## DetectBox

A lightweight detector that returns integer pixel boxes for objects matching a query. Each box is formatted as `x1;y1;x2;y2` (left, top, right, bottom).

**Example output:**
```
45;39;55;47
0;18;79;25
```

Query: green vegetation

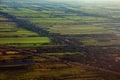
81;38;120;46
0;16;8;21
44;52;79;56
27;18;76;25
0;0;120;80
0;22;39;37
0;56;118;80
0;16;51;47
48;25;108;34
0;37;50;44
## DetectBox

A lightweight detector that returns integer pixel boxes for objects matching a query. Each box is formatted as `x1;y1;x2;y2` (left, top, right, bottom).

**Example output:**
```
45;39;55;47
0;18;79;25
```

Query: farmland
0;55;120;80
47;24;109;34
0;37;50;48
0;37;50;44
0;13;52;47
0;0;120;80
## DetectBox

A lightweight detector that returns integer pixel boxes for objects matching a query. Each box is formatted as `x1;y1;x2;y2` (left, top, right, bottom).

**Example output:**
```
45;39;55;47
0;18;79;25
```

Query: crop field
0;37;50;44
0;28;39;37
47;24;110;34
80;38;120;46
0;0;120;80
5;6;116;36
27;18;76;25
0;21;39;37
0;16;8;21
0;15;51;47
44;52;79;56
0;55;119;80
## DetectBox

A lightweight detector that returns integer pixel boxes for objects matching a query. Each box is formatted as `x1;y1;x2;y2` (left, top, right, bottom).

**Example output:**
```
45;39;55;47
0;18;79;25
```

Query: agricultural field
80;38;120;46
0;22;39;37
0;14;52;47
0;0;120;80
0;55;120;80
0;37;50;47
0;16;8;21
47;24;110;34
1;2;118;36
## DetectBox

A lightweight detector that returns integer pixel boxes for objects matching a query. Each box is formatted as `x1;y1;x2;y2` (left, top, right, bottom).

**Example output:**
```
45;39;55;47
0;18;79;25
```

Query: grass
65;15;109;21
50;26;105;31
81;38;120;46
0;2;120;80
0;13;50;48
48;24;108;34
0;22;16;27
0;28;39;37
27;18;76;25
0;22;39;37
0;37;50;44
44;52;79;56
0;17;8;21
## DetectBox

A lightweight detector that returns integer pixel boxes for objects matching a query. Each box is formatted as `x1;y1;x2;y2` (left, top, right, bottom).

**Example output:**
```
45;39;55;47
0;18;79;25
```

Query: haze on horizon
3;0;120;3
2;0;120;6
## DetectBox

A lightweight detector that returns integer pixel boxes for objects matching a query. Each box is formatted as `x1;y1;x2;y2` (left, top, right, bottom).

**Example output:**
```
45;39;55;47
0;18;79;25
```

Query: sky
46;0;119;2
1;0;120;5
